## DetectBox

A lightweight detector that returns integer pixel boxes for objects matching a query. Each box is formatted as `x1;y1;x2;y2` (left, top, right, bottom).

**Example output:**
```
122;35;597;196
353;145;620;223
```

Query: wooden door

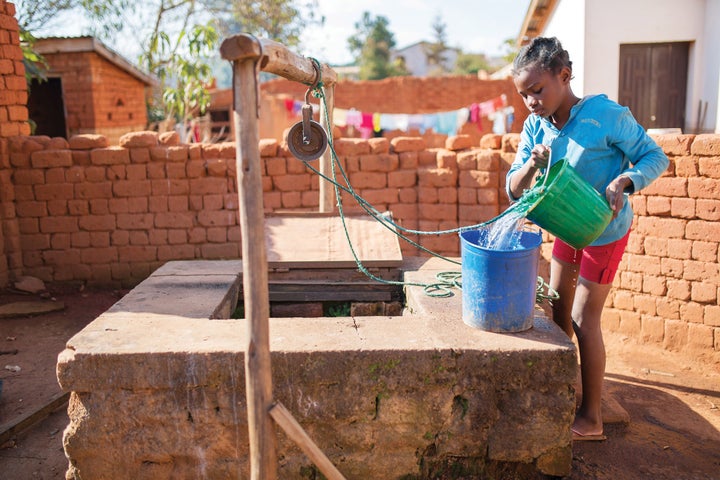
618;42;689;130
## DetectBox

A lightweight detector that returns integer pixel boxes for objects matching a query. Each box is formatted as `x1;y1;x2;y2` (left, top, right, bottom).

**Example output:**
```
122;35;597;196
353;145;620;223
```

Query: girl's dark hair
512;37;572;76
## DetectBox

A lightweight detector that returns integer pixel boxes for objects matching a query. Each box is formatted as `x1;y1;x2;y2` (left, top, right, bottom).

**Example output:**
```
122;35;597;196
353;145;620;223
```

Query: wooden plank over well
265;214;402;269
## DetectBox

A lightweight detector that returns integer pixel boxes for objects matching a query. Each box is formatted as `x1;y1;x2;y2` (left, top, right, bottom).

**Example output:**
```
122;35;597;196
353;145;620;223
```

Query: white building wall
540;0;718;132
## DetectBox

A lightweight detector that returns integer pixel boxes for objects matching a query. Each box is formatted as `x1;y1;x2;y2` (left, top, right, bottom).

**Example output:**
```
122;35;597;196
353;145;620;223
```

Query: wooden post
228;47;278;480
220;33;345;479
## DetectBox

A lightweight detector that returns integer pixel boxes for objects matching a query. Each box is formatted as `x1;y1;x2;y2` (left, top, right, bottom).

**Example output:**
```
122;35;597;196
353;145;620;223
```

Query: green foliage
424;15;449;76
348;12;408;80
19;28;47;85
454;52;491;75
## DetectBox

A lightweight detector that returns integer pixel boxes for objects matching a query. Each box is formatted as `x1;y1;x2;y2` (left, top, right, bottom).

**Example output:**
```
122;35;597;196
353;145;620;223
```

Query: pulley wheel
286;120;328;161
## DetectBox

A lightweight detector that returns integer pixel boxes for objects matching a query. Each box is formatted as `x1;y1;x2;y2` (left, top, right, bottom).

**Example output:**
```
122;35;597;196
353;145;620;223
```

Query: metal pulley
286;62;328;162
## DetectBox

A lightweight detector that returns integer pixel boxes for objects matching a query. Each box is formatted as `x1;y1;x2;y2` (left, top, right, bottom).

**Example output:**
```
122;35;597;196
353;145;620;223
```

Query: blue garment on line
507;94;669;246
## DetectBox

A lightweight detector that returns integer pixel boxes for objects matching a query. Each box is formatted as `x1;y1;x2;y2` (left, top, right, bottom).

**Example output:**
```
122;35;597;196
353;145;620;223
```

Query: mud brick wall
256;76;529;143
604;134;720;357
0;0;29;287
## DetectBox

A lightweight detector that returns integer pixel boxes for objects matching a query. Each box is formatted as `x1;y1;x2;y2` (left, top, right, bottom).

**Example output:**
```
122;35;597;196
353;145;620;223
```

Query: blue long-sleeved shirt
507;94;669;246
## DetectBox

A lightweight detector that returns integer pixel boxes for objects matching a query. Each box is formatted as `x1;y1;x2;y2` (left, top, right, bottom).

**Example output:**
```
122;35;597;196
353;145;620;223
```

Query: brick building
29;36;157;145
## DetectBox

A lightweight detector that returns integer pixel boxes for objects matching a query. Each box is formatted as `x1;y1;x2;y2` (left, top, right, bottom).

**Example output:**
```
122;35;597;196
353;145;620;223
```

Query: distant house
30;37;158;144
390;41;459;77
518;0;720;133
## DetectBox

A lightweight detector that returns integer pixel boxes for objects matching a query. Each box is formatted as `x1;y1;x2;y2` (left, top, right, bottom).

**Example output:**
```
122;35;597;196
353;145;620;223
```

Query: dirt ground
0;285;719;480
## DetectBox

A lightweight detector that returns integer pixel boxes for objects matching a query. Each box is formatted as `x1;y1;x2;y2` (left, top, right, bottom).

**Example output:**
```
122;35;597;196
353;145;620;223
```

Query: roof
34;36;158;86
517;0;559;46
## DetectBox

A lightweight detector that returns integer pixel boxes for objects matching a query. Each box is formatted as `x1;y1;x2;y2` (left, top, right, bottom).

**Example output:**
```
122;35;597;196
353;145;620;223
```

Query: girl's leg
571;277;613;436
549;256;579;338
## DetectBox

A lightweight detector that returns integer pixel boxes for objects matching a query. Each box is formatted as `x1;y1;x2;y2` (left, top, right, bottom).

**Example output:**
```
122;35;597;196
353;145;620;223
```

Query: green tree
347;12;408;80
20;0;322;140
454;52;491;76
424;14;448;76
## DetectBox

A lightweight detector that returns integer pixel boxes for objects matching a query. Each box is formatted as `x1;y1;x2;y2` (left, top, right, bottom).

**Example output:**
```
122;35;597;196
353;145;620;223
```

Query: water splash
477;193;542;251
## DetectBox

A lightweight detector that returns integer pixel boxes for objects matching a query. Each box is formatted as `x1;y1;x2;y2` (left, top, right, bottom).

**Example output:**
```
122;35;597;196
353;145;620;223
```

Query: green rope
299;82;556;302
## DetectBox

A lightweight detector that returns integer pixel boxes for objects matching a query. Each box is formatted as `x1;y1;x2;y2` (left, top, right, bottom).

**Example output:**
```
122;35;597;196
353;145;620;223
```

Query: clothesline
283;94;511;139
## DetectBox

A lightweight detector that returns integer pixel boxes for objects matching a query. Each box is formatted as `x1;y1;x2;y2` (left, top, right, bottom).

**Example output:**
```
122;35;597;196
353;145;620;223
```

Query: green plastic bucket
525;159;612;249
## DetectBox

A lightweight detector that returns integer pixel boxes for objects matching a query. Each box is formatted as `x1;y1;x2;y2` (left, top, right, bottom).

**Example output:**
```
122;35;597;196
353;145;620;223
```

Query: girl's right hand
530;144;551;169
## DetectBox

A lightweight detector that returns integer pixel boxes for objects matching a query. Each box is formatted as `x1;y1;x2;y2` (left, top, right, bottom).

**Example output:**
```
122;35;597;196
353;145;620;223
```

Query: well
57;256;577;479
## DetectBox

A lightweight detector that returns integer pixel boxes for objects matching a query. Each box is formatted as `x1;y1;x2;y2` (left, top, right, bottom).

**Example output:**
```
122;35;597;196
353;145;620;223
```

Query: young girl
506;37;669;440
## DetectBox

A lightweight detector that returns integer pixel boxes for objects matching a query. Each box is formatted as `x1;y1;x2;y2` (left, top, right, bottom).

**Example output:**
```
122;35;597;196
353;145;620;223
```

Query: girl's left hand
605;175;633;218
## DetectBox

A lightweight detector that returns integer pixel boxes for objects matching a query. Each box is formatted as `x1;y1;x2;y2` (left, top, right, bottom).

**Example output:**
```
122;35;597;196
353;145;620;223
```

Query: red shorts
552;230;631;284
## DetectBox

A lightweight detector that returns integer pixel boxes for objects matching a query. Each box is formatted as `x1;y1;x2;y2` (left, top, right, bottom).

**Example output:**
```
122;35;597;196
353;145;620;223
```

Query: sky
36;0;531;67
300;0;532;65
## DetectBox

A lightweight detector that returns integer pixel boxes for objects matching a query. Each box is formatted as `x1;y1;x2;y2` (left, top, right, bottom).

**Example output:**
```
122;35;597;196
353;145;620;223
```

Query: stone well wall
57;258;577;479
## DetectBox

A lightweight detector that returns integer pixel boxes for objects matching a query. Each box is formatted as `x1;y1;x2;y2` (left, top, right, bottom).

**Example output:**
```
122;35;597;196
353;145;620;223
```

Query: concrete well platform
57;258;577;479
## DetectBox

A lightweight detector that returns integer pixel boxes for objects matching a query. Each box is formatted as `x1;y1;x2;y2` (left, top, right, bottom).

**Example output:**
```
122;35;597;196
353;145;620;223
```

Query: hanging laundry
334;108;348;127
373;112;382;133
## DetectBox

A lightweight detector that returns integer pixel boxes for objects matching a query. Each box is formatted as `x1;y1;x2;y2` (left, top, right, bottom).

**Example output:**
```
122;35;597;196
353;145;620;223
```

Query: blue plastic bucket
459;229;542;332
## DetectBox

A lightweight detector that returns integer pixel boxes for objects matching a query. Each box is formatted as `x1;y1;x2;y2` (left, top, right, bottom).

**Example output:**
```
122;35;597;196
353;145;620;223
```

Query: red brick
34;183;73;201
189;177;230;195
446;134;473;151
667;279;691;301
118;245;158;262
642;275;666;296
346;172;385;190
456;151;476;170
656;297;679;320
679;301;704;324
635;216;686;238
687;323;715;349
642;177;687;196
149;145;188;162
666;239;692;259
129;231;149;245
39;216;78;233
691;282;716;303
458;204;499;223
685;220;720;241
690;134;720;155
265;157;287;176
663;320;688;351
368;137;390;154
201;142;237;159
129;148;151;164
197;210;236;227
68;200;89;216
151;179;189;196
68;134;108;150
619;271;643;292
199;243;239;259
633;294;656;315
155;212;194;228
698;157;720;178
695;199;720;221
652;134;692;156
480;134;503;149
12;168;44;184
391;136;426;153
705;305;720;327
126;164;147;180
691;241;717;262
683;259;719;283
31;150;72;168
116;213;154;230
646;196;671;216
90;147;130;165
416;151;435;167
618;310;641;336
640;316;665;343
119;131;158;148
113;180;151;197
669;197;695;218
82;247;119;264
360;154;400;173
78;215;116;231
158;245;195;261
331;138;370;156
688;177;720;199
388;170;416;188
